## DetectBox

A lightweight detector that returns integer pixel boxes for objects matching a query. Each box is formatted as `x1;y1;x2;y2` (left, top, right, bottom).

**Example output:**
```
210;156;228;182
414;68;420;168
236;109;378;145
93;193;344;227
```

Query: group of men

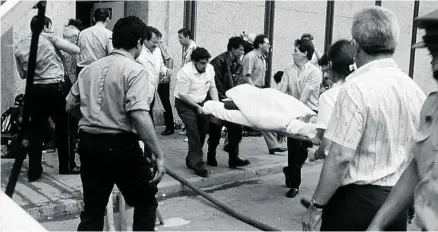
12;3;438;231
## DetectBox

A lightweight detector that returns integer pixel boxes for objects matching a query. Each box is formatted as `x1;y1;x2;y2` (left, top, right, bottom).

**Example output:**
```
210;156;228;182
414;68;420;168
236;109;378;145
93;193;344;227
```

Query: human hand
302;206;322;231
160;76;170;84
149;156;165;185
196;106;204;115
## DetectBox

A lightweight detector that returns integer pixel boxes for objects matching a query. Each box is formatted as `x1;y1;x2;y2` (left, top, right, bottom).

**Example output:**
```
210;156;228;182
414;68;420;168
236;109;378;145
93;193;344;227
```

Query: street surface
41;165;322;231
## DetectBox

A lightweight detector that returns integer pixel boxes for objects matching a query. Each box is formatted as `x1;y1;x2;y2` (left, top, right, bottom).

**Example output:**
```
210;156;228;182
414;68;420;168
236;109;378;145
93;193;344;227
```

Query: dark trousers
321;184;407;231
208;121;242;158
158;83;174;131
175;98;209;167
27;83;69;177
77;132;158;231
68;115;79;169
285;137;312;189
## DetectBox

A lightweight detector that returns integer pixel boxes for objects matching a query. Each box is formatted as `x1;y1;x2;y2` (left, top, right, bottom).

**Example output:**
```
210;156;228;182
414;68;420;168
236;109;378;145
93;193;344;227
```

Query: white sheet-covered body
203;84;318;140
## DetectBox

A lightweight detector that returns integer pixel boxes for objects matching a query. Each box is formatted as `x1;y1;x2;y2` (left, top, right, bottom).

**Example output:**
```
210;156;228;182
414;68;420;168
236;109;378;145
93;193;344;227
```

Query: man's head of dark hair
94;8;111;22
112;16;147;50
273;71;284;84
67;19;84;31
178;28;192;39
191;47;211;62
146;26;162;40
301;33;314;41
30;15;52;33
328;39;356;77
318;54;329;67
294;39;315;60
227;36;245;51
253;34;268;49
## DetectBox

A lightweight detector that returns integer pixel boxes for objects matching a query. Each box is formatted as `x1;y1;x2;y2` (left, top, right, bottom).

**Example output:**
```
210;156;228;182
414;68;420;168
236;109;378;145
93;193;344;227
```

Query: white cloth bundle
203;84;318;140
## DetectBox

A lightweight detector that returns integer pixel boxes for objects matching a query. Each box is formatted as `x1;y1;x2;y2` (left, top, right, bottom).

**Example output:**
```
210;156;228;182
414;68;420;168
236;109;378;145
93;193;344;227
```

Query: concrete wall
1;1;75;113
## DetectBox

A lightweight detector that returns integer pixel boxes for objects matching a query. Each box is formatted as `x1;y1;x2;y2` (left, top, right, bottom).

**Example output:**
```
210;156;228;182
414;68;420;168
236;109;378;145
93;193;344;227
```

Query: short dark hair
301;33;314;41
112;16;147;50
67;19;84;31
30;15;52;33
318;54;329;67
146;26;162;40
327;39;356;77
294;39;315;60
191;47;211;62
227;36;245;51
423;30;438;53
178;28;192;39
253;34;268;49
94;8;111;22
273;71;284;84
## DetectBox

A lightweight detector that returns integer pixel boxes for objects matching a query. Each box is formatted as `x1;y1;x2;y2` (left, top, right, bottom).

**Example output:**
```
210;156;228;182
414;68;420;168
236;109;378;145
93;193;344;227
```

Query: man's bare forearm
312;144;353;205
130;110;164;160
178;94;201;109
367;161;419;230
209;88;219;101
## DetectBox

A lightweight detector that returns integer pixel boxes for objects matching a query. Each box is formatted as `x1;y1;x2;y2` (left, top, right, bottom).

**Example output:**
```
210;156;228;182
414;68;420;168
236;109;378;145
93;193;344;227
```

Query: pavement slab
2;127;323;221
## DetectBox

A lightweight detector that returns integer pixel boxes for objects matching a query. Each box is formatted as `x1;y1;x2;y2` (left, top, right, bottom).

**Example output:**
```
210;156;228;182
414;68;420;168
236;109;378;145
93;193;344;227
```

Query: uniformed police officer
66;16;165;231
367;9;438;231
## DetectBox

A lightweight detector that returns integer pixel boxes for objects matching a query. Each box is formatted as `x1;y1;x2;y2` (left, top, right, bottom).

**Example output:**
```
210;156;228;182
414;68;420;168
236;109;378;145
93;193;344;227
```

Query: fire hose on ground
165;166;282;231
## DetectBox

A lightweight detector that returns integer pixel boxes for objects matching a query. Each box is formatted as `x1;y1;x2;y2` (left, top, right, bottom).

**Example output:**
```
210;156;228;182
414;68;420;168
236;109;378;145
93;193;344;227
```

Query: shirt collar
346;58;398;81
190;62;202;74
111;49;136;61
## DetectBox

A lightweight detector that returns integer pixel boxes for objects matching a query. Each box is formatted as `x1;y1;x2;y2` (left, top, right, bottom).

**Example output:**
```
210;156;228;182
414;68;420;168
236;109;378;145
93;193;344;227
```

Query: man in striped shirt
302;6;426;231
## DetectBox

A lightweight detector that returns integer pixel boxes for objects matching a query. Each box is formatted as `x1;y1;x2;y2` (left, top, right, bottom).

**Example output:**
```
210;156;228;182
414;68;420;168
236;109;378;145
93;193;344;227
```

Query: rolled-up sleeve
176;70;191;96
124;69;150;112
324;87;365;151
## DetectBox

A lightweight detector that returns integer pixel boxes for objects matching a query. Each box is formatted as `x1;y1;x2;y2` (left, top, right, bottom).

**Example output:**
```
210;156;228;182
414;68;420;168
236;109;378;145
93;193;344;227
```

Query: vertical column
183;0;197;39
264;0;275;87
324;0;335;53
409;0;420;78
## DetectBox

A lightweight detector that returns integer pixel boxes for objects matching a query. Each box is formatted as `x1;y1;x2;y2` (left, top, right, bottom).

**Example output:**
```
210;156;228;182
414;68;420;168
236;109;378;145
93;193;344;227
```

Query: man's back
326;58;426;186
77;25;113;67
76;50;149;134
15;34;64;83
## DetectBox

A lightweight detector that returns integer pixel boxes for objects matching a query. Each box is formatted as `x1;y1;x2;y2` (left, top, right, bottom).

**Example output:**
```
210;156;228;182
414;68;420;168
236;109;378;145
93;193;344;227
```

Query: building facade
1;0;437;115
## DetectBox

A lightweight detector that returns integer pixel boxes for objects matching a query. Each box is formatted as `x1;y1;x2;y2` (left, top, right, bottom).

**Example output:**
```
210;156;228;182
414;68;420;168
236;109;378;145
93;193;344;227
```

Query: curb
28;160;323;221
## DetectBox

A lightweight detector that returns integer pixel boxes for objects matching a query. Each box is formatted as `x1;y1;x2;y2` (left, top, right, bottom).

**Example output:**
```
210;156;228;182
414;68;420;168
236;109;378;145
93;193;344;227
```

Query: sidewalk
1;127;319;221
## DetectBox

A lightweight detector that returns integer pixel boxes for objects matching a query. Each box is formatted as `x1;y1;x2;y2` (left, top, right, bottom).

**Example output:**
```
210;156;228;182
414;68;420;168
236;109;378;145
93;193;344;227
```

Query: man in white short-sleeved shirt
174;47;219;178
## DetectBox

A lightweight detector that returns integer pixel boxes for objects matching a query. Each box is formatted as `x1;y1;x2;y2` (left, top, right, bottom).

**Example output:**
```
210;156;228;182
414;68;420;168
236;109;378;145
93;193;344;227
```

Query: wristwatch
310;198;325;209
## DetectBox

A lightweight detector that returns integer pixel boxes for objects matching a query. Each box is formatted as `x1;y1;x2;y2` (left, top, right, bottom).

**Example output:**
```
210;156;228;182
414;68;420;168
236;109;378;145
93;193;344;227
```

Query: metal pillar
324;0;335;53
409;0;420;78
264;0;275;87
183;0;197;40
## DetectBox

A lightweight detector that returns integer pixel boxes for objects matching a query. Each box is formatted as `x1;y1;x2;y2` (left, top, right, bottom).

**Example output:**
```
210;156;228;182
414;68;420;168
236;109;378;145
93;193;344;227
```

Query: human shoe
269;147;287;154
286;188;299;198
229;157;250;168
161;129;174;136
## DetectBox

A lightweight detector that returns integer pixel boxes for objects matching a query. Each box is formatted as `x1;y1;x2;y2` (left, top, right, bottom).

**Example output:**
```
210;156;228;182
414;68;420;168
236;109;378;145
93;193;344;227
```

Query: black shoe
207;152;218;167
229;157;250;168
300;198;311;208
269;147;287;154
28;172;42;182
161;129;174;136
186;161;209;178
286;188;299;198
283;166;292;188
